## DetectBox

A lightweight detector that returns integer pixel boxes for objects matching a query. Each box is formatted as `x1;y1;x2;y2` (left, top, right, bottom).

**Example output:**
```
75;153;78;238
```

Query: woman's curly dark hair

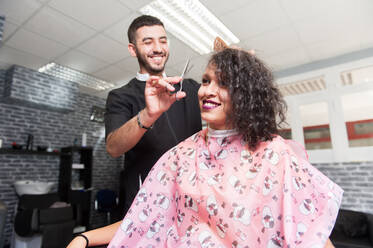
208;48;287;149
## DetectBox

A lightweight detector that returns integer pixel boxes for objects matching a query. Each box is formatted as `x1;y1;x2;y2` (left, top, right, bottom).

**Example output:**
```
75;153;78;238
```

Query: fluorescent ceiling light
140;0;239;55
0;15;5;43
38;63;114;91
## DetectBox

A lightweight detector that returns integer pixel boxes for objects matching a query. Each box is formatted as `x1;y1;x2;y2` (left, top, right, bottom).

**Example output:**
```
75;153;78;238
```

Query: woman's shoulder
259;135;308;158
184;129;207;142
161;129;207;156
252;135;309;168
172;129;206;152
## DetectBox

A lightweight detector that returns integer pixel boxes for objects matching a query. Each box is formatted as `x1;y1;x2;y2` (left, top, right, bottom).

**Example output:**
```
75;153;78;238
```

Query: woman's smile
202;99;221;110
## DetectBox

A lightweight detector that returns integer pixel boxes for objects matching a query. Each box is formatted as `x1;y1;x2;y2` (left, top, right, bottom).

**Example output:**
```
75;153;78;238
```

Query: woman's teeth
205;102;217;107
203;101;220;109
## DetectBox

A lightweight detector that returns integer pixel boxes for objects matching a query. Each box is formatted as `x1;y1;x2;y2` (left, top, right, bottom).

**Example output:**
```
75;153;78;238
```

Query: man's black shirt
105;77;201;214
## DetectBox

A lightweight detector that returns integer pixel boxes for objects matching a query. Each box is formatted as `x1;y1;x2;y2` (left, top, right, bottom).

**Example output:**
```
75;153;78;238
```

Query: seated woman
107;45;343;247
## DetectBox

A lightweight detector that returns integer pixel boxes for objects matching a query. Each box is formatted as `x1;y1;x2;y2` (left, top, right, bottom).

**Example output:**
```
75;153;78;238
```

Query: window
299;102;332;150
341;90;373;147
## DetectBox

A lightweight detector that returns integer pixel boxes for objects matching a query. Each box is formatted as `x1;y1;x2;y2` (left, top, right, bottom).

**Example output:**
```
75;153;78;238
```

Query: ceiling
1;0;373;98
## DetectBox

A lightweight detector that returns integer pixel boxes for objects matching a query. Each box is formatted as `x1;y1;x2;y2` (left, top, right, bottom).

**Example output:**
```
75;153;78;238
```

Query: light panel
277;76;326;96
38;63;114;91
0;15;5;43
140;0;239;55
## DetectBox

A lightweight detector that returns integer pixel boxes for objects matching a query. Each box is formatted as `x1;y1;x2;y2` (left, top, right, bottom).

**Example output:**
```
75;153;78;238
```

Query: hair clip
213;37;255;55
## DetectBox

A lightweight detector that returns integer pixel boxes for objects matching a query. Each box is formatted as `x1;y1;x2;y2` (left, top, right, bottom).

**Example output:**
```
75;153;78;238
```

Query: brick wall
0;68;124;245
0;69;5;94
4;65;78;112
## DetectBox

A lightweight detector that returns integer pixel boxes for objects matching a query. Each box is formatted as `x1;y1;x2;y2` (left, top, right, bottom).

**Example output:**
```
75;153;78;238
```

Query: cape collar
207;126;239;138
136;72;167;81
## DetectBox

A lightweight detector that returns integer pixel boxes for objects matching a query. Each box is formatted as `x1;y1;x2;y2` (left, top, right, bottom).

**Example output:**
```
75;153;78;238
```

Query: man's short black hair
127;15;164;44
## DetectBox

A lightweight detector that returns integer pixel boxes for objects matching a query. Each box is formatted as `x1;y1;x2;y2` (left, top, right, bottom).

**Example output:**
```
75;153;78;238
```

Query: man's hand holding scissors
141;60;192;126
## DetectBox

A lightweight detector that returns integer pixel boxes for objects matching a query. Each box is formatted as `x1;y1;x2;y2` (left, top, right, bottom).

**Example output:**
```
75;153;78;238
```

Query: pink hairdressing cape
108;129;343;248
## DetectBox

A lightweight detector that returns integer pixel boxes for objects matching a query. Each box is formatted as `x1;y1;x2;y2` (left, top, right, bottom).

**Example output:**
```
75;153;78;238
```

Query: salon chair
0;200;7;248
330;209;373;248
95;189;118;225
14;193;75;248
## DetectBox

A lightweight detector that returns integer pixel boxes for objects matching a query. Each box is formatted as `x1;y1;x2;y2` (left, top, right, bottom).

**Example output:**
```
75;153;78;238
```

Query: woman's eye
202;78;210;85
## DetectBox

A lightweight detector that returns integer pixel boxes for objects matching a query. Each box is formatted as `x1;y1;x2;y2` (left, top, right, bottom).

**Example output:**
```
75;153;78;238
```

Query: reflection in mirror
90;106;105;123
299;102;332;150
341;90;373;147
278;129;292;140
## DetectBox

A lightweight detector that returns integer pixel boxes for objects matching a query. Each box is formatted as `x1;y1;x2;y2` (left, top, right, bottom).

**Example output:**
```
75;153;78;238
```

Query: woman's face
198;63;232;130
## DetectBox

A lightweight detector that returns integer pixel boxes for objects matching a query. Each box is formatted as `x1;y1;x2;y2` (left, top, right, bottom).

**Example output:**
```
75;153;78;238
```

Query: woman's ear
213;37;228;52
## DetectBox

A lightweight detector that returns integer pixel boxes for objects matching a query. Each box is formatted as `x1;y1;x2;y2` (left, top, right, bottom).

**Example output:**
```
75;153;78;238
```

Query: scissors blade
178;59;190;92
180;59;190;79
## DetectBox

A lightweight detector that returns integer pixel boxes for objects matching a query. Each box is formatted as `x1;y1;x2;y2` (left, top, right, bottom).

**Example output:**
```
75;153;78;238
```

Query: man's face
132;25;169;75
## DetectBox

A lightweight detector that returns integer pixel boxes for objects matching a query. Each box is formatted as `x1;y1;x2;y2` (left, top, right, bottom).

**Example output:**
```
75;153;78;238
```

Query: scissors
172;59;193;93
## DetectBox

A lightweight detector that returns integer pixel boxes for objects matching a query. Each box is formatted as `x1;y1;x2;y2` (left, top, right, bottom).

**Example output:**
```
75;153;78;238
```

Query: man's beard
136;48;168;75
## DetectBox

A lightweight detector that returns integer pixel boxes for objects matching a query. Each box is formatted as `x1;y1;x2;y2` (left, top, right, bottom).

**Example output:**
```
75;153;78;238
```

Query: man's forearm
106;109;159;157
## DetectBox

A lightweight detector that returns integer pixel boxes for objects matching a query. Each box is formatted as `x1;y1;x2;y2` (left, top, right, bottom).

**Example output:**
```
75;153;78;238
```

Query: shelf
0;148;60;156
60;146;93;155
59;146;93;228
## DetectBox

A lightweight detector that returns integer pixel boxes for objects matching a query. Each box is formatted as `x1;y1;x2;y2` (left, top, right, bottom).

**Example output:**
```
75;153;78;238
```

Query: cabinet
58;146;92;230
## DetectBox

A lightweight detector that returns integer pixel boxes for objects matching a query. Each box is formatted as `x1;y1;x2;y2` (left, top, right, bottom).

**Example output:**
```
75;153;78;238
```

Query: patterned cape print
108;128;343;248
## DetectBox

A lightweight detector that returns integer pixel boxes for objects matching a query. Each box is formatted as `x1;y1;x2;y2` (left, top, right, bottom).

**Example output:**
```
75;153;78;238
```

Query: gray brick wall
3;65;79;112
0;16;4;42
0;69;5;94
0;68;124;246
